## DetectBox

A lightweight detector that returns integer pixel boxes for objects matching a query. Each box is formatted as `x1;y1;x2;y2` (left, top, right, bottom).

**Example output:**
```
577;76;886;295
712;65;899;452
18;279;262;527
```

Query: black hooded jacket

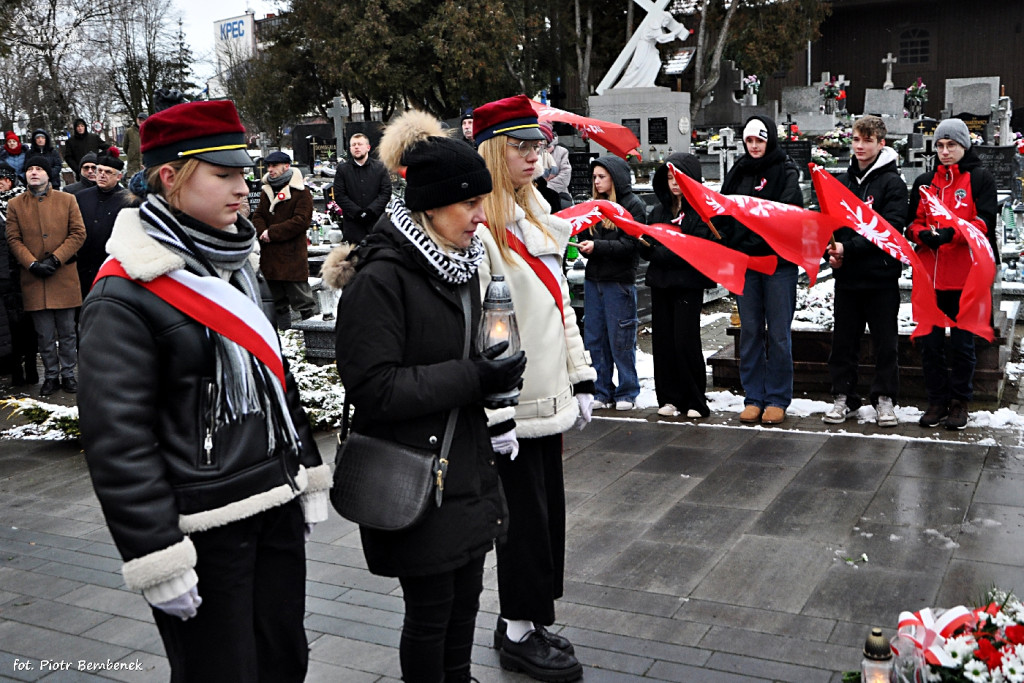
584;155;646;283
719;115;803;258
832;146;908;289
641;153;715;290
27;129;64;189
64;118;106;179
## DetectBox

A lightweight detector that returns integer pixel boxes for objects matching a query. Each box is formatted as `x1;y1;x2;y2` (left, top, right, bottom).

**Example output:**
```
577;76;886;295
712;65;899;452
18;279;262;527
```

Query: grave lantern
860;627;893;682
476;275;521;408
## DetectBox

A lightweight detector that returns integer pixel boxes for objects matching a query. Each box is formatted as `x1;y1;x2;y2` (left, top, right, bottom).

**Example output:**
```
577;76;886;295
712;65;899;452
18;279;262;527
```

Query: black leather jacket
78;209;327;590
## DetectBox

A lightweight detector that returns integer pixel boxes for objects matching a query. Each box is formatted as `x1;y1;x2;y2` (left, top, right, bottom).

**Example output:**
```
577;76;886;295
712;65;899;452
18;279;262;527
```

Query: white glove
574;393;594;430
151;585;202;621
490;428;520;461
305;523;315;543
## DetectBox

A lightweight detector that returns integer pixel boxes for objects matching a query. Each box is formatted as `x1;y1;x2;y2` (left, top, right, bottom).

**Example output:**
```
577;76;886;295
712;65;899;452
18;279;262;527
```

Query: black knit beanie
403;137;492;211
0;162;15;180
25;154;51;175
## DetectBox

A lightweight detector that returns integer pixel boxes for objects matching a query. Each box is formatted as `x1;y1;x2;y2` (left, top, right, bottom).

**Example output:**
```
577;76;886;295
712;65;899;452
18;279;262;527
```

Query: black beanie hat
79;151;97;169
97;153;125;171
403;137;492;211
25;154;51;175
0;162;15;180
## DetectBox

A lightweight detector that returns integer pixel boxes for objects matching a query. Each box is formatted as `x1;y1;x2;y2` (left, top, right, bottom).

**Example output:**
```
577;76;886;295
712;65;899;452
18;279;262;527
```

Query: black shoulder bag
330;285;471;531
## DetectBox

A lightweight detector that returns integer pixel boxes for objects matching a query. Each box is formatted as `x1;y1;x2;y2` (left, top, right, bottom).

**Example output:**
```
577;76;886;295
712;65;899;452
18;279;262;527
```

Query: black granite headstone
972;145;1018;192
622;119;641;143
779;140;813;179
648;117;668;145
568;152;599;199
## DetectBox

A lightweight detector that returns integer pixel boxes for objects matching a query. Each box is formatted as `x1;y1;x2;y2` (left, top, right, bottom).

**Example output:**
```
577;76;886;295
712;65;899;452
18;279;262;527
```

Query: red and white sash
505;229;564;320
95;258;286;389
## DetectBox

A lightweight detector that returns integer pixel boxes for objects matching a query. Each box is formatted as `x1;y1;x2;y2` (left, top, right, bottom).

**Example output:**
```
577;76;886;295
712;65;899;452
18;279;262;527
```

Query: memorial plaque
647;117;668;145
568;151;599;199
972;145;1018;191
779;140;813;179
622;118;641;142
955;114;990;138
247;179;263;214
914;119;938;136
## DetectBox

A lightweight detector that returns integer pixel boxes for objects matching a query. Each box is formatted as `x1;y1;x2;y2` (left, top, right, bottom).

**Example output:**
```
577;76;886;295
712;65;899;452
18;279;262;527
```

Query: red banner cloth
555;200;775;295
529;100;641;160
917;186;996;341
669;164;839;284
809;164;953;339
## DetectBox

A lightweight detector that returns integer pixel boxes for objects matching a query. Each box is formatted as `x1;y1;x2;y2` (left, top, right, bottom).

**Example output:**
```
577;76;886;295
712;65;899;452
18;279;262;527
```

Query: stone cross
326;96;349;148
707;126;739;179
595;0;676;94
882;53;897;90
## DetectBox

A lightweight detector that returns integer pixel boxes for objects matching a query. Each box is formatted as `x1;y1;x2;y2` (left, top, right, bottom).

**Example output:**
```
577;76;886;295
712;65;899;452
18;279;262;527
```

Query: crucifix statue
881;53;897;90
596;0;689;94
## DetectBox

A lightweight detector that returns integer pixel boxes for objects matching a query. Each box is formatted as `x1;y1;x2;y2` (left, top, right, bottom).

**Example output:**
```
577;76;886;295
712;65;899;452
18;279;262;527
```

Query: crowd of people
0;93;1000;682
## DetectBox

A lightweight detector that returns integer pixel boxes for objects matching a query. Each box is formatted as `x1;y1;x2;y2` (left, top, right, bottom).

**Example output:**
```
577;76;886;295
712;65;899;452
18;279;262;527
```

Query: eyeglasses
506;140;544;158
80;164;97;172
95;168;119;176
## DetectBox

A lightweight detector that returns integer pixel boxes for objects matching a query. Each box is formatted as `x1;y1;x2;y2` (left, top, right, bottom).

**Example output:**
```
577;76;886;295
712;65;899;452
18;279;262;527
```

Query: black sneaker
919;403;949;428
494;616;575;655
944;400;969;430
499;631;582;682
61;375;77;393
39;377;60;397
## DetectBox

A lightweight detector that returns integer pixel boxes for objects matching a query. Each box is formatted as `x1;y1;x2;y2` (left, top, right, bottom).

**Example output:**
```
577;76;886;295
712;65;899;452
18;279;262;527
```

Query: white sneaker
822;394;851;424
592;400;608;410
657;403;679;416
615;400;634;411
686;409;702;418
875;396;898;427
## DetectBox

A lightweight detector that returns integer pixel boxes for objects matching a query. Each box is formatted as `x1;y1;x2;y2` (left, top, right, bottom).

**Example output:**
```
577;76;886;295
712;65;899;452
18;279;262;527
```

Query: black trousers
398;554;486;683
153;500;308;683
919;289;977;404
827;286;900;407
495;434;565;626
651;286;709;415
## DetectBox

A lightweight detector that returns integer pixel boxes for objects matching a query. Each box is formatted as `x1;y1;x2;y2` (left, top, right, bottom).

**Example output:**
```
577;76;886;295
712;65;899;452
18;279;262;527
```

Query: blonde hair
592;162;618;230
144;158;201;210
410;210;459;253
478;136;552;265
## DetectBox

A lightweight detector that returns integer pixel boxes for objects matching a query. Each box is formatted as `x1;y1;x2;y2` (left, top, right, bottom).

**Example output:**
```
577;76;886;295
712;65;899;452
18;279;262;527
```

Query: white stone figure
614;10;688;89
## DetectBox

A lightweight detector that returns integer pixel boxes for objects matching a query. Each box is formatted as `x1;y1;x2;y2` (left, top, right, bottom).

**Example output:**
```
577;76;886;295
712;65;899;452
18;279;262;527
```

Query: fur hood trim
513;186;572;257
122;537;197;592
261;170;307;213
178;465;308;534
378;109;447;173
321;243;357;290
106;209;185;281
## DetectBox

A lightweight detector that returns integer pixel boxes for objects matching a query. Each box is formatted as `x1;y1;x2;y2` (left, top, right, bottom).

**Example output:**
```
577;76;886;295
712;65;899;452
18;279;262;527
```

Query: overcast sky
172;0;283;84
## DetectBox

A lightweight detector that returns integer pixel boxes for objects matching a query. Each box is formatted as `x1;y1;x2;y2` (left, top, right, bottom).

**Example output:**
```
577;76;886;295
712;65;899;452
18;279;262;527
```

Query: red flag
529;101;641;160
669;164;839;284
918;187;995;341
810;164;952;339
555;200;774;294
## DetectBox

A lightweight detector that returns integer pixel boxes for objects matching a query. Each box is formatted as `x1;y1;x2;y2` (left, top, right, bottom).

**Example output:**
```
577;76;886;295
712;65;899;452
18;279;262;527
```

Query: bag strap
434;285;472;506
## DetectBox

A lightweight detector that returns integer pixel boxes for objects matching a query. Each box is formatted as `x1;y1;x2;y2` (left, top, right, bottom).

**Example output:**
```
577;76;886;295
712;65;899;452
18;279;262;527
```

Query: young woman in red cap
474;94;592;682
326;109;519;683
77;100;330;682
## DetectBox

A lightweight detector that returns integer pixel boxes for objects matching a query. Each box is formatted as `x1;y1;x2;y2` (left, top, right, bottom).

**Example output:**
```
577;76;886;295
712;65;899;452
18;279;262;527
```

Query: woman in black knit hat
325;109;521;683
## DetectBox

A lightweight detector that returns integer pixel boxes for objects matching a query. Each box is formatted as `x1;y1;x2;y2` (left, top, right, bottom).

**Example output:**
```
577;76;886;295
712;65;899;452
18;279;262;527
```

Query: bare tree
574;0;593;112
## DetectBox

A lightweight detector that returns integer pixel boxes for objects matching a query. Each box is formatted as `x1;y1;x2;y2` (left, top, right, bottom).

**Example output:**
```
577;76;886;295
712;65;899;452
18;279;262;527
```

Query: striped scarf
139;194;300;458
387;196;483;285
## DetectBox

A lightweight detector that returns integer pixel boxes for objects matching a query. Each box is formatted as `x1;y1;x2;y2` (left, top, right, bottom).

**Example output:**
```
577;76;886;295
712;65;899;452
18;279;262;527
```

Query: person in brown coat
253;151;317;325
6;155;86;396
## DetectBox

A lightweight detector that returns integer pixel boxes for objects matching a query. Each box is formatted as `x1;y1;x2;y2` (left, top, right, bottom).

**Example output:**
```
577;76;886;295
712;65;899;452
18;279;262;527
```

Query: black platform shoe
499;631;582;682
494;616;575;655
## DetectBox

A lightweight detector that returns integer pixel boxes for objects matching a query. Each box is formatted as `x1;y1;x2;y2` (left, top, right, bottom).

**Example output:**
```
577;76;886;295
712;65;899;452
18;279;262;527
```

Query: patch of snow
924;528;959;549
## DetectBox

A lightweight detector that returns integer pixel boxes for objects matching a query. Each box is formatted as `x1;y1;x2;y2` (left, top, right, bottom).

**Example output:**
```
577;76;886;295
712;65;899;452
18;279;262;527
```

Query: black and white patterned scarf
387;196;484;285
139;194;300;458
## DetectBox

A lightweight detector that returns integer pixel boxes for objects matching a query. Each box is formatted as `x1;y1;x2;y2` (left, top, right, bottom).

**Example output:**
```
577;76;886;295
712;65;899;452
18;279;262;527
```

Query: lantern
861;627;894;683
476;275;521;408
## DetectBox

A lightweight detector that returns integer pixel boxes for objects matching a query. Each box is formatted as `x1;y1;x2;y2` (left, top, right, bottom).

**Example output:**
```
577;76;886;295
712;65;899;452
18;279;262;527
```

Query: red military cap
140;100;252;168
473;95;545;145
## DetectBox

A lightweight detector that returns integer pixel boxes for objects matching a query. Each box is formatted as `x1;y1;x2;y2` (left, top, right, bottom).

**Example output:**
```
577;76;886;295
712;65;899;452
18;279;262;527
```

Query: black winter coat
719;115;803;258
334;220;505;578
330;158;392;244
832;147;908;290
78;214;322;573
585;155;644;283
65;121;106;179
75;186;137;297
642;153;715;290
27;129;64;189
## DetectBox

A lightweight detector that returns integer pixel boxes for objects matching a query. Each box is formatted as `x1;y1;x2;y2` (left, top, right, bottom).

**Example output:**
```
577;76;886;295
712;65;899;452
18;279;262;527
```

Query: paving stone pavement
1;413;1024;682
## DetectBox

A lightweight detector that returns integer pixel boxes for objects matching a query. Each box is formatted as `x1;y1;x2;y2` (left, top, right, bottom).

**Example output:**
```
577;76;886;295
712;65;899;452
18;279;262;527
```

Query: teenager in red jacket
906;118;997;430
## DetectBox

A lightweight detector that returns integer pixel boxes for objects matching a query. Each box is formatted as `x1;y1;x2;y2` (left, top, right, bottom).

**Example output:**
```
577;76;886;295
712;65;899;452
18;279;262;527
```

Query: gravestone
863;88;913;134
949;82;994;139
693;60;743;127
881;53;897;90
568;152;599;199
781;86;834;134
779;140;814;179
588;89;691;157
973;145;1018;192
944;77;1000;112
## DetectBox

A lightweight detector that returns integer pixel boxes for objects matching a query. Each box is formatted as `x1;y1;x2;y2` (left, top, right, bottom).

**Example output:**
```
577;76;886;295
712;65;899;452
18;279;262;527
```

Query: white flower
1003;651;1024;683
965;659;993;682
946;634;979;661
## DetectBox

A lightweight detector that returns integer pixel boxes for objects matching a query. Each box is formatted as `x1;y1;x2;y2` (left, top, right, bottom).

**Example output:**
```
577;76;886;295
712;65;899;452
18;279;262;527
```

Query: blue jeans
735;263;797;409
584;280;640;403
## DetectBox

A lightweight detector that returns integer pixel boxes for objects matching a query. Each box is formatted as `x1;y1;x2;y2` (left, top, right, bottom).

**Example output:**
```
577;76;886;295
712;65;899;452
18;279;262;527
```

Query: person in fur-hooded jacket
472;94;594;681
326;109;516;683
